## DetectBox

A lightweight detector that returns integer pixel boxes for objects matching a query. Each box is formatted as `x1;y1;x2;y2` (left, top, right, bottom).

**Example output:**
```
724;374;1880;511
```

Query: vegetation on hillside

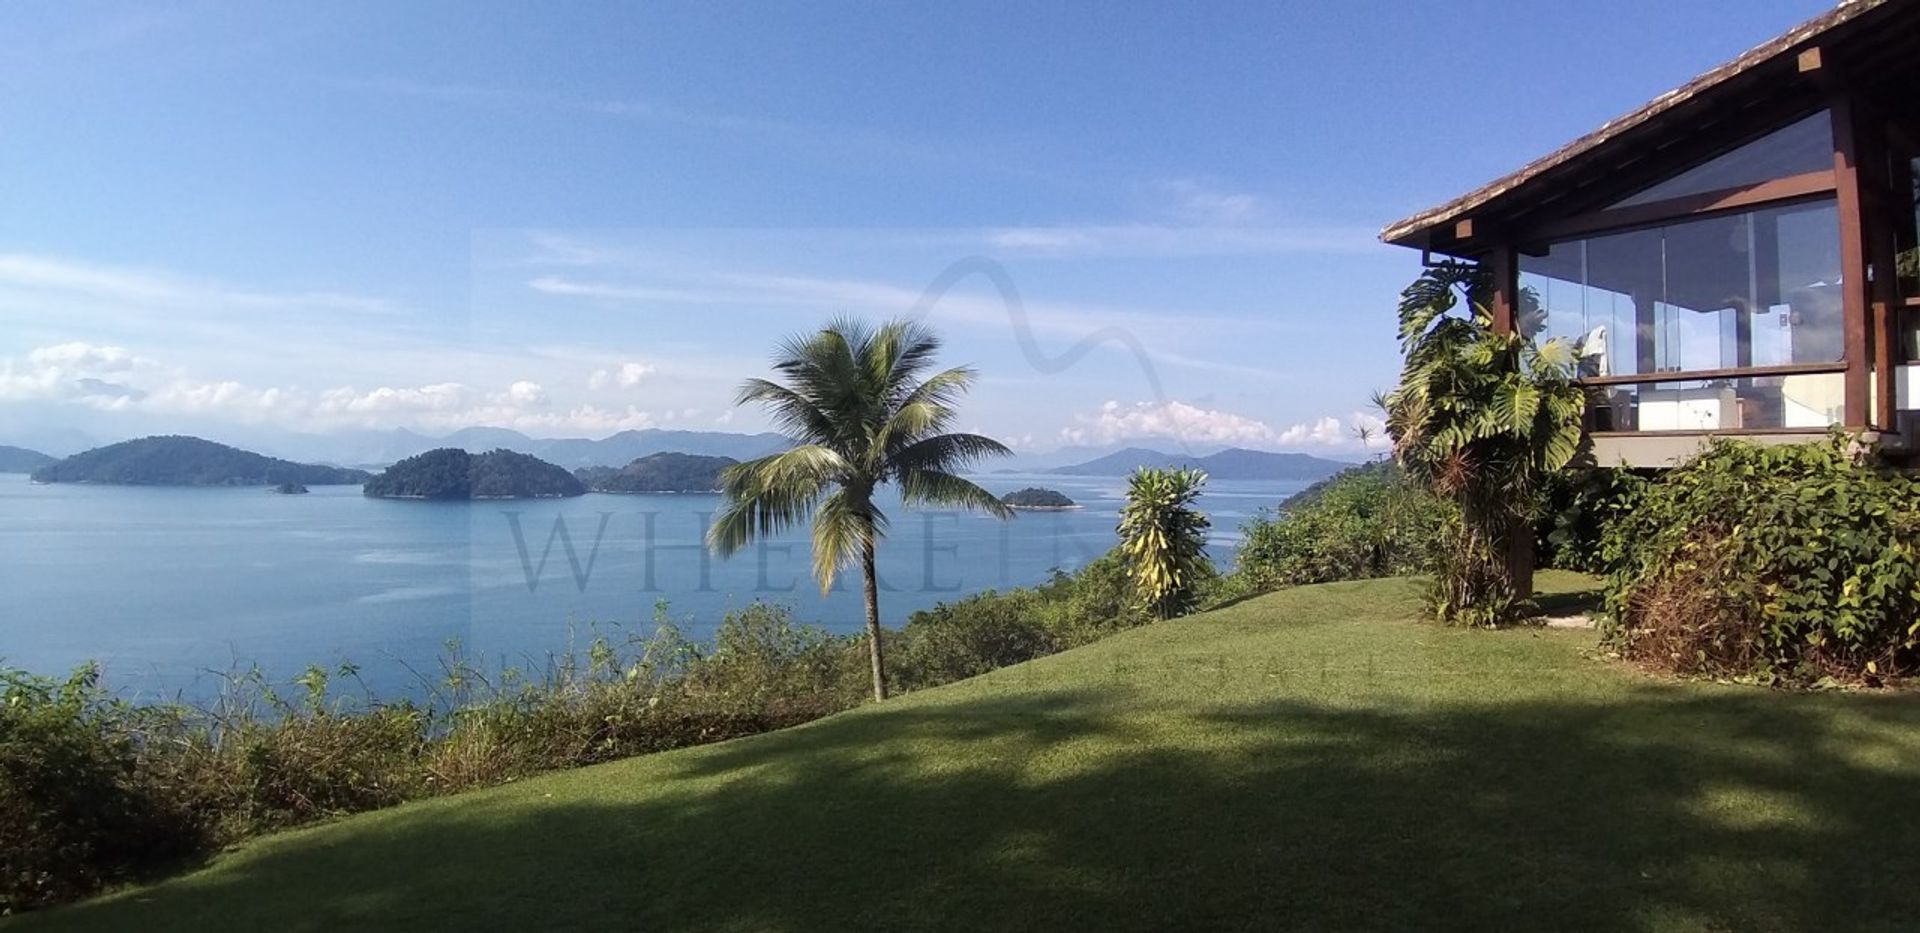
362;448;585;500
1232;462;1454;590
0;542;1162;914
1600;434;1920;683
573;452;738;493
1000;487;1075;509
21;574;1920;933
28;437;369;487
709;318;1012;701
1380;260;1584;626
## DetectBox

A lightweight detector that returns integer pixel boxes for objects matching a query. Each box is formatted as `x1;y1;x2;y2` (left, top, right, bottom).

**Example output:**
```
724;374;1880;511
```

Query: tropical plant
1380;260;1585;626
1233;462;1456;591
707;318;1013;700
1116;467;1213;619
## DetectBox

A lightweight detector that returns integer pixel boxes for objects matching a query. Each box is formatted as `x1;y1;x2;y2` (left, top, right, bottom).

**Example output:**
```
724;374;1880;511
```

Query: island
0;445;56;474
1001;487;1078;510
574;452;738;493
29;436;371;487
363;448;586;500
272;482;310;495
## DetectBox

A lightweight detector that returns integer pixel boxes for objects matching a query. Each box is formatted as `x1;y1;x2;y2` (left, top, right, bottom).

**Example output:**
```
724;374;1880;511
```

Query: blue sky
0;0;1832;456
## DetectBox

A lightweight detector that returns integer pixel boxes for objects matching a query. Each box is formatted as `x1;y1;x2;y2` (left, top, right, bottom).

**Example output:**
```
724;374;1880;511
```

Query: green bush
898;588;1056;686
0;666;205;913
1537;467;1647;574
1599;435;1920;683
1231;463;1455;591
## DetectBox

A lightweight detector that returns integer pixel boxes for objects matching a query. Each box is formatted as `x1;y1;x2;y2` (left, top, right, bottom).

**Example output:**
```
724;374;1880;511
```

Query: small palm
709;317;1013;700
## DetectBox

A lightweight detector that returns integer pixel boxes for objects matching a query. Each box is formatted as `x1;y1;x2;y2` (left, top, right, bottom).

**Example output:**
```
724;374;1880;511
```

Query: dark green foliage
0;445;55;473
0;666;205;913
575;452;738;493
363;448;585;499
28;436;368;487
271;483;308;495
1536;468;1647;574
896;550;1154;689
1000;487;1075;509
1232;463;1455;590
1600;434;1920;683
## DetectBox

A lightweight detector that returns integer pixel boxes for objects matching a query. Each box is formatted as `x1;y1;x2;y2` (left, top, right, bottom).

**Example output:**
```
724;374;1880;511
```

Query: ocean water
0;474;1305;702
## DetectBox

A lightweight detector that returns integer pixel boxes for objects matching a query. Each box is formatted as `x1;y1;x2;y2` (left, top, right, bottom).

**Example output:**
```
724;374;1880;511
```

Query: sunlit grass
20;571;1920;932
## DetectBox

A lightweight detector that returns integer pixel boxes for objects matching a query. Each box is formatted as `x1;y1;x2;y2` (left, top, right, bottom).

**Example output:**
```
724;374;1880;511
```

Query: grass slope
19;573;1920;932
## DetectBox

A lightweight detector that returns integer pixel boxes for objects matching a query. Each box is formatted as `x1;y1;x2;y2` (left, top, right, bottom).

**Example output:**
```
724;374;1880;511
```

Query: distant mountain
31;436;371;487
575;452;737;493
363;448;586;500
1048;446;1349;481
0;445;56;473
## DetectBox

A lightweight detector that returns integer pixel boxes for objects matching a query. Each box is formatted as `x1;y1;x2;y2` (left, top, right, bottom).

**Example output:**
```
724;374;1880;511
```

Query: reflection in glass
1586;373;1845;432
1610;111;1833;208
1520;199;1842;381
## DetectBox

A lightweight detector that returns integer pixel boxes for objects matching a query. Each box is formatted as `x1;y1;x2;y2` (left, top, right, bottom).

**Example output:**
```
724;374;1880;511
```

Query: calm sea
0;473;1305;702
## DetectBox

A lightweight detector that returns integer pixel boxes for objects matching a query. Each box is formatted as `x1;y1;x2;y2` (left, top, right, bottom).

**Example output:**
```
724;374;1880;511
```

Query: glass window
1521;198;1843;381
1586;373;1845;433
1610;111;1833;208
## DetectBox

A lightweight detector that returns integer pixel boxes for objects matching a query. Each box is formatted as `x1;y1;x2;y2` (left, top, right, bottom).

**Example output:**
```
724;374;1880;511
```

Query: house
1381;0;1920;467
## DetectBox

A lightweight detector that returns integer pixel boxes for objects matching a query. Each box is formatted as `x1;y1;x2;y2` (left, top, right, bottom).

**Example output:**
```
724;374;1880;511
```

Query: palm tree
1381;260;1584;625
708;318;1013;700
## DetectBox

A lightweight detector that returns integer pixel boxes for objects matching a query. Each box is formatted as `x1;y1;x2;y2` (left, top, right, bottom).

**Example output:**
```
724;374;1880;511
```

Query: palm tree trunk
862;537;887;701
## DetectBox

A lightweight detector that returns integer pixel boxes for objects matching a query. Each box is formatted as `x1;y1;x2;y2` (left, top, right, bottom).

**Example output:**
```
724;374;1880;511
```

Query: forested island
574;452;737;493
363;448;586;500
1002;487;1078;510
272;482;310;495
28;436;370;486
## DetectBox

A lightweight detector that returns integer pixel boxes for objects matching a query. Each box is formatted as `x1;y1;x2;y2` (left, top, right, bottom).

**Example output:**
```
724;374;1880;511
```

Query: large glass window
1610;111;1833;208
1521;198;1845;431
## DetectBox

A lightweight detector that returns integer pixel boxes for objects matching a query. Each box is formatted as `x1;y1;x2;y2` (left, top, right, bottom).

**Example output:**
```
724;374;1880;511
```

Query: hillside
25;574;1920;933
574;452;736;493
0;444;56;473
1049;446;1348;481
28;437;369;486
363;448;585;500
252;428;791;470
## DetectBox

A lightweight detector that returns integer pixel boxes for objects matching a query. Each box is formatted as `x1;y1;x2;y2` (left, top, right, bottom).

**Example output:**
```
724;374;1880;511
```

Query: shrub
1536;467;1647;574
1232;463;1454;590
1599;435;1920;683
898;588;1056;687
0;666;205;913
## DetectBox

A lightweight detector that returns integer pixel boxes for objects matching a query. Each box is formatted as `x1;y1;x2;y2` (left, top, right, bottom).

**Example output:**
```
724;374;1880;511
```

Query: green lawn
16;573;1920;932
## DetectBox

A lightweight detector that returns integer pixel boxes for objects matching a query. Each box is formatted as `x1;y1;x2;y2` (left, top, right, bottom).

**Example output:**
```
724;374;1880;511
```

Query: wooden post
1832;96;1874;430
1488;246;1517;335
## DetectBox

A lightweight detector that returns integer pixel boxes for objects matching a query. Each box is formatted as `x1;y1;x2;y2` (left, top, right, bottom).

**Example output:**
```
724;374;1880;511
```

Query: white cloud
1063;400;1280;448
503;380;548;406
589;361;655;390
0;254;401;317
1157;178;1264;225
1060;400;1388;452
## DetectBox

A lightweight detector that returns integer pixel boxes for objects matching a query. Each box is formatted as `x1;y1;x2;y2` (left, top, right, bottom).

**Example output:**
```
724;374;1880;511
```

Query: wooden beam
1831;96;1873;430
1796;46;1823;74
1574;361;1846;388
1519;170;1837;243
1453;218;1474;241
1487;247;1516;335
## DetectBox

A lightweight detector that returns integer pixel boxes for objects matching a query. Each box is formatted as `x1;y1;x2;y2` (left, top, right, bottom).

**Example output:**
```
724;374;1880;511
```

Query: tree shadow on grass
28;687;1920;933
